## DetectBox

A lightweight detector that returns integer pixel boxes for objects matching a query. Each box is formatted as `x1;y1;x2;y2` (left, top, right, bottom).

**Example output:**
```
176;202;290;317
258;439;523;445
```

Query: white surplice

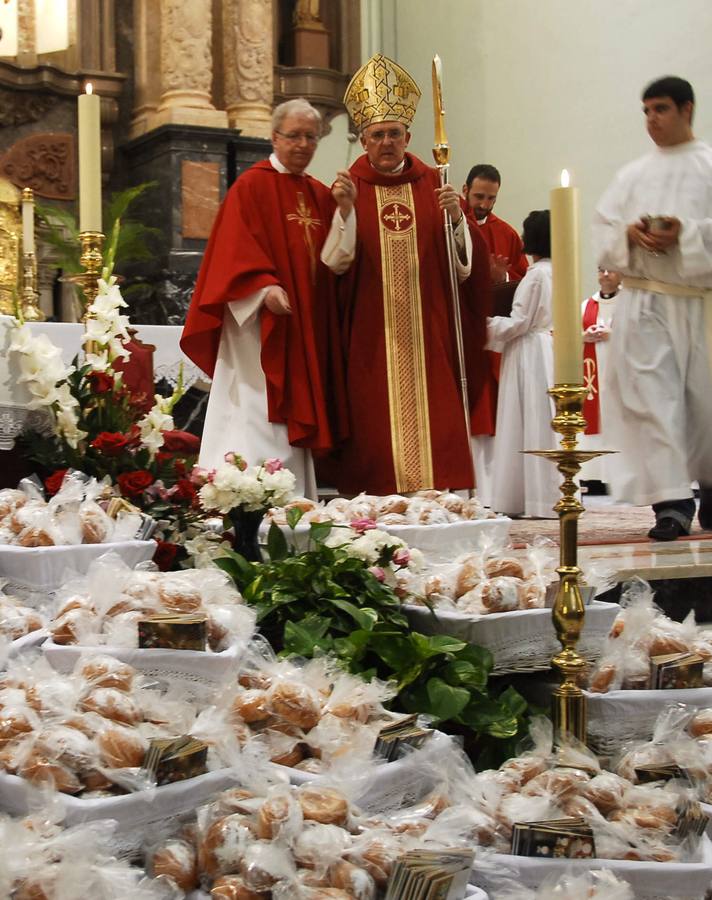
198;154;355;498
485;259;559;518
578;291;623;485
593;139;712;506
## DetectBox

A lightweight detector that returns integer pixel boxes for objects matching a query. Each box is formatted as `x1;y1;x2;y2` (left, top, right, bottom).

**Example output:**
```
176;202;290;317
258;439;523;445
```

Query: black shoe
699;488;712;531
648;517;690;541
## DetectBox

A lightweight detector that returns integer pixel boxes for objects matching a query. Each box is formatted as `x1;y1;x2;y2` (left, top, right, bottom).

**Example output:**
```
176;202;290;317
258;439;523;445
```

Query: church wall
312;0;712;293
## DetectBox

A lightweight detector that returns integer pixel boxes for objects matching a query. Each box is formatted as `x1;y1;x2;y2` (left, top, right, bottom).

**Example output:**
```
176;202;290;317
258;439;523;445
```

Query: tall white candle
550;169;582;384
78;83;102;233
21;187;35;255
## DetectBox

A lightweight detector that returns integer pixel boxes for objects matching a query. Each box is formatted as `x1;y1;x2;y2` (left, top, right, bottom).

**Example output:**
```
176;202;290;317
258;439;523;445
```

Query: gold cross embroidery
383;203;412;231
287;192;322;284
583;356;597;401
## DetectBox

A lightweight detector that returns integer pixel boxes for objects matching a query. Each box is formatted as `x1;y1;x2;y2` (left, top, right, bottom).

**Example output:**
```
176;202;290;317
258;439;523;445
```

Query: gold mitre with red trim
343;53;421;131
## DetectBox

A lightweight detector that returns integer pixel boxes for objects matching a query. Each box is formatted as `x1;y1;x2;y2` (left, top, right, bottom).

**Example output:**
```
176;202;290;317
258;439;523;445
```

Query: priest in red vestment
180;99;349;496
463;164;528;284
320;54;493;496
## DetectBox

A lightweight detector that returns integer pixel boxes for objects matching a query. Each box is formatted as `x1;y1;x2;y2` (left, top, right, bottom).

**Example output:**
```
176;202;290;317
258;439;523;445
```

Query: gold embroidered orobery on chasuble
287;191;322;284
376;182;433;492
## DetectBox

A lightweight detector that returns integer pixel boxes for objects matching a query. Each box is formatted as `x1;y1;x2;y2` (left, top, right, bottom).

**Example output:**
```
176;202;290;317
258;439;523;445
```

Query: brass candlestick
75;230;105;319
527;383;611;744
21;251;44;321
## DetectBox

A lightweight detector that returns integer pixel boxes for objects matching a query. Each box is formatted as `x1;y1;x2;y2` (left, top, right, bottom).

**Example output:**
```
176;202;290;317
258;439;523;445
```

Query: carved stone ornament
0;88;56;127
224;0;272;106
0;134;76;200
161;0;213;96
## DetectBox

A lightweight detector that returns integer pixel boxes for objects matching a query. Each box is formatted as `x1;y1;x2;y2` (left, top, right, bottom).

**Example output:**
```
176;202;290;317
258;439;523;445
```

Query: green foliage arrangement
36;183;162;305
215;513;532;768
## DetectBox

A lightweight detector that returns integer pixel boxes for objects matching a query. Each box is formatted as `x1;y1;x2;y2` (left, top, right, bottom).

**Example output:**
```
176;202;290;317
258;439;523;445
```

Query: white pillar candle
78;83;102;233
550;169;582;384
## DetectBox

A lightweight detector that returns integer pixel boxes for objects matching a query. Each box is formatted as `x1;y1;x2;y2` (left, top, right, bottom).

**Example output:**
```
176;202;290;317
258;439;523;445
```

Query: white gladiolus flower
84;349;112;372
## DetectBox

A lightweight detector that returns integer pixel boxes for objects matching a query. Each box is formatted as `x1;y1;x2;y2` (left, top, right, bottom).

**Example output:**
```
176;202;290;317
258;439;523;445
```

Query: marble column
129;0;161;137
16;0;38;66
143;0;227;132
222;0;273;139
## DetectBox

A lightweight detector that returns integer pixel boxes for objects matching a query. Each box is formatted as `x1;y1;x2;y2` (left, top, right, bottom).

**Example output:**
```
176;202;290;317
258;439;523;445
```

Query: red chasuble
180;160;347;452
327;152;493;495
582;296;601;434
472;212;529;282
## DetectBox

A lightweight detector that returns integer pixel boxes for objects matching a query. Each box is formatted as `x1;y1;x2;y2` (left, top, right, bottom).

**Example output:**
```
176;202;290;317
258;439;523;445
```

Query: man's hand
264;286;292;316
332;169;357;216
583;323;611;343
435;184;463;223
627;217;681;254
490;254;510;284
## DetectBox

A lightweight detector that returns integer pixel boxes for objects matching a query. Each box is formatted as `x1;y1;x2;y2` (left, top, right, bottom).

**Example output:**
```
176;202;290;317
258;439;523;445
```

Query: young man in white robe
593;75;712;540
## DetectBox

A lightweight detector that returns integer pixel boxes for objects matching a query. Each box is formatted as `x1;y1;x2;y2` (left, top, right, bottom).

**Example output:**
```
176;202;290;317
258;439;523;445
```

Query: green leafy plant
36;183;162;285
215;515;533;767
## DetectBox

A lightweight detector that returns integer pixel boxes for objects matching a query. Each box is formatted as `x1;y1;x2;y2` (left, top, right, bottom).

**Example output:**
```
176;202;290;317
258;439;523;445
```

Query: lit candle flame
560;169;570;188
85;82;93;95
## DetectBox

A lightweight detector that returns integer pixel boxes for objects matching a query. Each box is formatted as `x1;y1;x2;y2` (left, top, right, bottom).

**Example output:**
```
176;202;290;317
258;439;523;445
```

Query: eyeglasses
365;127;407;142
274;130;319;144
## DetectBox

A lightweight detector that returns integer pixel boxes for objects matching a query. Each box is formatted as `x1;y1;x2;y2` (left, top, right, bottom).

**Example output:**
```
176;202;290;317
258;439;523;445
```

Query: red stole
582;296;600;434
180;160;347;452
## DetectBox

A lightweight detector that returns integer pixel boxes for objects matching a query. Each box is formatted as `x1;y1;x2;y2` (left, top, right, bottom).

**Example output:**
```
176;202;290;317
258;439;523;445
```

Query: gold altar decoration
21;251;43;321
343;53;421;132
527;384;611;744
59;231;105;320
20;187;44;321
0;178;21;316
74;230;105;319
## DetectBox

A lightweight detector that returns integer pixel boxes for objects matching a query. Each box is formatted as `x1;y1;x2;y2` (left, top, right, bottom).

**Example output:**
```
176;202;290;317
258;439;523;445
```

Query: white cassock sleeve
592;169;632;273
452;215;472;280
321;208;356;274
676;215;712;279
485;269;546;353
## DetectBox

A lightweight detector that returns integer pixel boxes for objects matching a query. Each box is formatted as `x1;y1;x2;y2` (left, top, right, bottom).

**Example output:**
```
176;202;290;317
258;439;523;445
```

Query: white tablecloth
26;321;207;391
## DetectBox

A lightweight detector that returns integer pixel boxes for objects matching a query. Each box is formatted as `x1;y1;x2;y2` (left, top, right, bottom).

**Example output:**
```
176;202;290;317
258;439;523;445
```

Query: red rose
45;468;68;496
174;478;198;504
153;540;179;571
161;430;201;455
117;469;154;498
87;371;114;394
91;431;130;457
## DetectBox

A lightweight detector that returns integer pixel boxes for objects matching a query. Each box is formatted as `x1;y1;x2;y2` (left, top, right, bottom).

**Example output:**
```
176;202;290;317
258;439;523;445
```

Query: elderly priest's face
360;121;411;173
272;113;320;175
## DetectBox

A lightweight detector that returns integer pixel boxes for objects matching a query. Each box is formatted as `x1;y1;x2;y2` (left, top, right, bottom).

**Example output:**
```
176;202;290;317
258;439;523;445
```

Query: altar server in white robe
593;75;712;541
486;210;559;518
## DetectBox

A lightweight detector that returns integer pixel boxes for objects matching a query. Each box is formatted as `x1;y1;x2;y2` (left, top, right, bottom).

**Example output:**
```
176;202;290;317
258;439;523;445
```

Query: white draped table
0;317;207;450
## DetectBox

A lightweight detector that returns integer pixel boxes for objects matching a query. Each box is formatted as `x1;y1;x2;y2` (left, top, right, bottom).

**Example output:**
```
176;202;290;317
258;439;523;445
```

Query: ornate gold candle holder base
64;231;105;320
526;383;612;746
21;252;44;321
